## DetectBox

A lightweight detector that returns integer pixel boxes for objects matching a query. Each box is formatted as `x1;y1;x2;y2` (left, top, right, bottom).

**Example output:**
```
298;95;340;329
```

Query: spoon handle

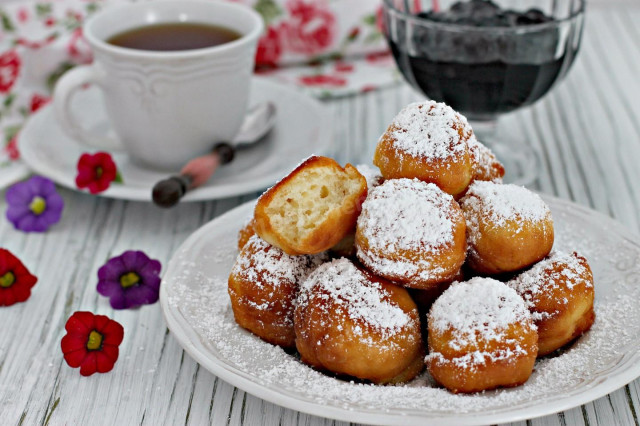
152;143;235;208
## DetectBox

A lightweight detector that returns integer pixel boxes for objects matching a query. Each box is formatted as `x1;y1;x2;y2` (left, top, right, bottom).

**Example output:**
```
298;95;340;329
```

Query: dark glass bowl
383;0;585;121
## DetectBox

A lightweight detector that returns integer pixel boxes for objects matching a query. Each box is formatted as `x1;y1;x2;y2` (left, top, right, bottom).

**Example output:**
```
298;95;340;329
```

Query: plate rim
17;77;332;202
159;195;640;425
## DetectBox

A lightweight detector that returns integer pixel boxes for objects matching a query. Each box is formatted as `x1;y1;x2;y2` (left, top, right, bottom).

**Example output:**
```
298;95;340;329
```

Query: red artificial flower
256;25;283;68
0;248;38;306
75;152;118;194
0;50;21;94
299;74;347;87
283;0;336;55
61;311;124;376
30;94;50;113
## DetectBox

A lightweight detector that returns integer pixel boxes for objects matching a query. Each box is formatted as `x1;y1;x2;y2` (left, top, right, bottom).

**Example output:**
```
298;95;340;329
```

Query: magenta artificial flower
97;251;162;309
6;176;63;232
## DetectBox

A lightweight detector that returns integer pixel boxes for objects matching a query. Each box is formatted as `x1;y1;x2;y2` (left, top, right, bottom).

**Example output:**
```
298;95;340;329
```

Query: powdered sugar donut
508;251;595;356
467;138;505;184
459;181;554;275
373;101;474;197
228;235;326;349
294;258;424;384
355;179;467;289
426;278;538;393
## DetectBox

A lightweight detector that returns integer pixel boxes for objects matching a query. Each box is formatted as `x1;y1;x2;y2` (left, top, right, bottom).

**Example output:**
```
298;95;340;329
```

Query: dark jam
388;0;577;118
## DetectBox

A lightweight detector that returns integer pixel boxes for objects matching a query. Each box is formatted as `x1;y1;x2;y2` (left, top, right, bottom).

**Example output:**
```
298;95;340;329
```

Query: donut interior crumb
264;166;363;245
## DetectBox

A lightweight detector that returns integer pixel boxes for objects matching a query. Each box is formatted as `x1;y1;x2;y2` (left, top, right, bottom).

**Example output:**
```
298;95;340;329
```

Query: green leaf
254;0;282;25
47;62;75;93
1;11;15;31
4;125;21;144
114;171;124;184
36;4;53;18
363;14;377;26
3;93;15;109
86;2;100;14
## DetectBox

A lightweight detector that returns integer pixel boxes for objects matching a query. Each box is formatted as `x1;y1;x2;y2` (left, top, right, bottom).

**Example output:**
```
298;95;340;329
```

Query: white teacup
53;0;263;171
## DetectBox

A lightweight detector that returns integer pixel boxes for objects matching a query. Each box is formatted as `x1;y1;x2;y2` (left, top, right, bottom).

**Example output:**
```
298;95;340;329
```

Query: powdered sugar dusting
297;258;415;342
461;181;552;241
508;251;593;320
429;278;534;352
467;137;504;183
231;235;326;292
357;179;456;253
387;101;470;161
163;198;640;421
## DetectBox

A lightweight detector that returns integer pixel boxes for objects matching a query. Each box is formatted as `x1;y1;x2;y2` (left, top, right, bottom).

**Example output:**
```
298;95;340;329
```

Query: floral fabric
0;0;398;186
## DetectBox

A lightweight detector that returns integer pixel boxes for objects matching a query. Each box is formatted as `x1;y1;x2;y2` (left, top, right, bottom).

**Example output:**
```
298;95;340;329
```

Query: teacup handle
53;65;124;151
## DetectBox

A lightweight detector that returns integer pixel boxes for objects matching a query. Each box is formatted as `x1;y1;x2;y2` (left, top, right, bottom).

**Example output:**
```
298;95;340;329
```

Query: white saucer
18;78;333;202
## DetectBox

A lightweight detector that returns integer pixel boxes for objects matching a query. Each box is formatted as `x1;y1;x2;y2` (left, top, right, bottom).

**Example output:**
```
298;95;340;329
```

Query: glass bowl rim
382;0;586;34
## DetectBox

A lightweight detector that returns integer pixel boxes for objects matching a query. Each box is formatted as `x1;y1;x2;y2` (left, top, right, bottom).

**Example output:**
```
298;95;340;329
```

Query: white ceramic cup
53;0;263;171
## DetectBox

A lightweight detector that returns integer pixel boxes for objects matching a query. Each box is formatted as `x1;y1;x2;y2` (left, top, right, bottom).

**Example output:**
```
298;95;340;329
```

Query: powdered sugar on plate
162;197;640;424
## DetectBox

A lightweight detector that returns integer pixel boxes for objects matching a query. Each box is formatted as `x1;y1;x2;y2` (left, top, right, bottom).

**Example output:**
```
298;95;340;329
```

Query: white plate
18;78;332;202
160;196;640;426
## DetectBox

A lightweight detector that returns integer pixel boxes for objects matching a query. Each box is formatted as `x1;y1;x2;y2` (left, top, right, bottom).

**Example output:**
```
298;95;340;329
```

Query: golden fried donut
459;181;554;275
254;155;367;255
373;101;474;197
426;278;538;393
237;217;256;250
294;258;424;384
467;137;505;184
228;235;326;348
355;178;467;289
508;251;595;356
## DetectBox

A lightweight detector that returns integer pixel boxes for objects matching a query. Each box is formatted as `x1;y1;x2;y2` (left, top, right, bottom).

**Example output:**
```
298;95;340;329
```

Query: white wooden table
2;2;640;425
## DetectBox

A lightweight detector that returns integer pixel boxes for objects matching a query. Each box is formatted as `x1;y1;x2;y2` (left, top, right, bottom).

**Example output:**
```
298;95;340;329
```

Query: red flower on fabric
365;51;393;65
299;74;347;87
334;62;354;73
0;249;38;307
30;94;51;113
256;26;283;68
6;135;19;160
68;28;93;64
17;8;29;23
75;152;118;194
283;0;336;55
0;50;21;94
61;311;124;376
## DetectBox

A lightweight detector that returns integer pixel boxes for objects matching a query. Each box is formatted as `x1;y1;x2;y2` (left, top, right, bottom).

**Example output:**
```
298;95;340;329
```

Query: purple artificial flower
6;176;64;232
97;250;162;310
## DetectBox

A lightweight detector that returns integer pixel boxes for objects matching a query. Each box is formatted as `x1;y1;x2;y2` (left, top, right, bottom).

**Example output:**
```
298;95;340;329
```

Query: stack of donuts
227;101;595;393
